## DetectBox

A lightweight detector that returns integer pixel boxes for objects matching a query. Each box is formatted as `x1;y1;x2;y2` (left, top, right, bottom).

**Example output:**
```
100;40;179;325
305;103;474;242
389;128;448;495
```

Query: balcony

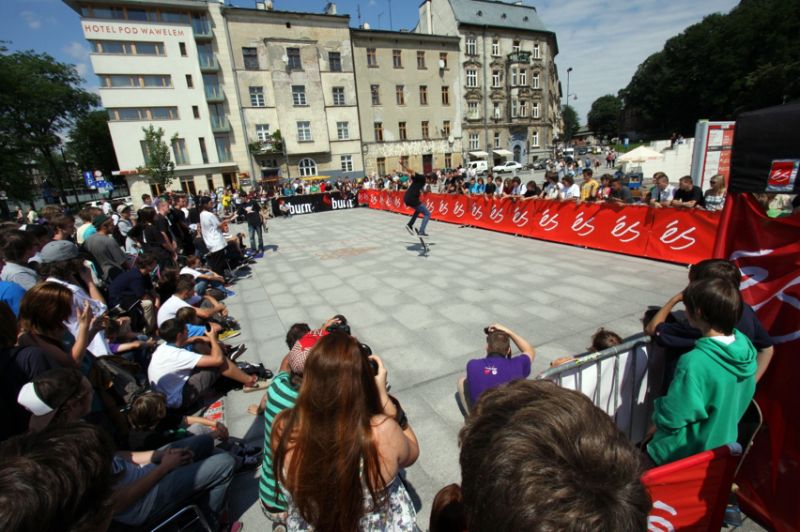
507;51;531;64
193;19;213;40
205;84;224;103
210;116;230;133
198;54;219;73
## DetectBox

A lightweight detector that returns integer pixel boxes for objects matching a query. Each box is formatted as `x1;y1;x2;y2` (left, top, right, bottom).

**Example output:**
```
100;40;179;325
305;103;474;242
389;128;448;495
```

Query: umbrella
617;146;664;163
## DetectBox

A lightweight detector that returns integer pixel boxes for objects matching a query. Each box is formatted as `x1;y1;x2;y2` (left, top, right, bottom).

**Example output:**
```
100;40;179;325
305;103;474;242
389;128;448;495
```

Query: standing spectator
483;174;496;196
704;174;727;212
561;176;580;200
141;194;154;207
198;197;234;278
493;175;504;197
671;176;705;208
245;193;265;258
579;168;599;201
596;174;613;200
522;180;541;198
608;178;634;204
51;214;76;242
541;172;563;200
0;230;39;290
129;207;173;267
76;207;101;245
84;215;129;282
649;173;675;207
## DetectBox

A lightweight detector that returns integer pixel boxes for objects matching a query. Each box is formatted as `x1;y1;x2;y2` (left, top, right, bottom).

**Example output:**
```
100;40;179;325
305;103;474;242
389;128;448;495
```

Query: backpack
112;223;126;247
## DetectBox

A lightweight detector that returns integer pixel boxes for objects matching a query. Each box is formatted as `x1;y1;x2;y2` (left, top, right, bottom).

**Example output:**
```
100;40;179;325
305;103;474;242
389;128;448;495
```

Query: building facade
351;29;462;175
417;0;561;165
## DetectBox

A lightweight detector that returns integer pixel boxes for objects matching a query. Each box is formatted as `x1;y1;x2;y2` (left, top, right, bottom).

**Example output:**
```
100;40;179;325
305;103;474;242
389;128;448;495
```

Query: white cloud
74;62;89;79
536;0;739;123
20;10;42;29
64;41;90;62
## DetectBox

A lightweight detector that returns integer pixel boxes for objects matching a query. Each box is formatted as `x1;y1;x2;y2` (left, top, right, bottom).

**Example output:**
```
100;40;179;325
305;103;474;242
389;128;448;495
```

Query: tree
587;95;622;139
67;110;119;184
137;125;174;188
561;105;579;141
0;50;97;201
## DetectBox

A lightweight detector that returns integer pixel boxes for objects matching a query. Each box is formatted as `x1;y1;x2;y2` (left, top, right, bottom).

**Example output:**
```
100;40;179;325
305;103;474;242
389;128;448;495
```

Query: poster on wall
690;120;735;189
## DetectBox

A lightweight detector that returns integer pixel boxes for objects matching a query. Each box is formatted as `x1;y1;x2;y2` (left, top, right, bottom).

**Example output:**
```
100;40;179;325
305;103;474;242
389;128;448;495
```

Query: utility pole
388;0;393;30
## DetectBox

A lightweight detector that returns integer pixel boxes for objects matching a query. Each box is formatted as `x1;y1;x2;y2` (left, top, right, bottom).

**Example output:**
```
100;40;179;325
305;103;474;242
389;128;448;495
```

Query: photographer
458;324;536;414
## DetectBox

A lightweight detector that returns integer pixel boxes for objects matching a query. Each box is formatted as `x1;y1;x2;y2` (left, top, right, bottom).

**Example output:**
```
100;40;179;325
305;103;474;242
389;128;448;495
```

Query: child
646;278;756;466
106;318;157;370
176;307;246;359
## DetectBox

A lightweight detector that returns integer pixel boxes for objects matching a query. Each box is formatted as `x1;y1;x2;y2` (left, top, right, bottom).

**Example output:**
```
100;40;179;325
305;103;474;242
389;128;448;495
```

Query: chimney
324;2;337;15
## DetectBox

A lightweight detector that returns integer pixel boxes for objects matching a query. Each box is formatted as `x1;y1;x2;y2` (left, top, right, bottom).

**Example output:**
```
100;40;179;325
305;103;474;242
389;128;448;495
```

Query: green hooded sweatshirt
648;329;757;466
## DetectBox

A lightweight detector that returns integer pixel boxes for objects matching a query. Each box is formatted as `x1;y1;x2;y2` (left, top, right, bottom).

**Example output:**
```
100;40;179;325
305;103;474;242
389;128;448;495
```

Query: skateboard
418;234;430;254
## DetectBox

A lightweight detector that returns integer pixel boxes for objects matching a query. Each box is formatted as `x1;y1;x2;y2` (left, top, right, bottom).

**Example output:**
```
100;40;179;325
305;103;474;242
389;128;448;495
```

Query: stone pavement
216;206;761;530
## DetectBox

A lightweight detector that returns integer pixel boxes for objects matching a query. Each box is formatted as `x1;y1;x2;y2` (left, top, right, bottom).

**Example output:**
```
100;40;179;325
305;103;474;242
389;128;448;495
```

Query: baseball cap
92;214;111;228
40;240;80;263
286;330;327;375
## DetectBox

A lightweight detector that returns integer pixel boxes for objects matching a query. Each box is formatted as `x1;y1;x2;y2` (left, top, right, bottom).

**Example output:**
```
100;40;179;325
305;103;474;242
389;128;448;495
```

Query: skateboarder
401;162;430;237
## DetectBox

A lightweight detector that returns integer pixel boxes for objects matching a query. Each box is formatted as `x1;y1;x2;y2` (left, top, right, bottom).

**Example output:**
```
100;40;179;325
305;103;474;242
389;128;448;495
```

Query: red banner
714;193;800;531
364;191;719;265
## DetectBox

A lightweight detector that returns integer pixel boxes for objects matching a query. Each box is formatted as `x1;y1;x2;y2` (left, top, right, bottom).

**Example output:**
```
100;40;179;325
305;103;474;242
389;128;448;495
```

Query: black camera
326;314;351;335
359;342;378;375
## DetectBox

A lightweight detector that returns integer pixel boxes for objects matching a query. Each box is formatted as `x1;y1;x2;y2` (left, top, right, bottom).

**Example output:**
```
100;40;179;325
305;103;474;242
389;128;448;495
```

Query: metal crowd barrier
535;334;666;444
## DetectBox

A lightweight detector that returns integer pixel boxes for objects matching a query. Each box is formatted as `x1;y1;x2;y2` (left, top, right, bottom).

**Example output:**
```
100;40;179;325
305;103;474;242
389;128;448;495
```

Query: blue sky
1;0;738;122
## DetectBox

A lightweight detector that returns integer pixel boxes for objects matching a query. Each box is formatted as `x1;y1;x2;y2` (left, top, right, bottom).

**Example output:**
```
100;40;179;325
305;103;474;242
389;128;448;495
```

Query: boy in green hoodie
647;277;757;466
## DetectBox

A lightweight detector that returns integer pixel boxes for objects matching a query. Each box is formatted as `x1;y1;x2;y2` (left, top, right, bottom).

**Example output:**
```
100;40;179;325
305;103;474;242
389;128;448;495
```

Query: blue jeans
194;279;226;297
409;204;430;234
248;224;263;251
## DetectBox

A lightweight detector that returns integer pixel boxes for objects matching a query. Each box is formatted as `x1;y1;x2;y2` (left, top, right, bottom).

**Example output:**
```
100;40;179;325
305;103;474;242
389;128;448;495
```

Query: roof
449;0;549;33
351;28;460;45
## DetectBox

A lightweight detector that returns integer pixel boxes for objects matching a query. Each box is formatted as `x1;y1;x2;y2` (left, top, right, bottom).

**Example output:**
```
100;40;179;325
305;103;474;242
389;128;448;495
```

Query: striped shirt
259;371;300;512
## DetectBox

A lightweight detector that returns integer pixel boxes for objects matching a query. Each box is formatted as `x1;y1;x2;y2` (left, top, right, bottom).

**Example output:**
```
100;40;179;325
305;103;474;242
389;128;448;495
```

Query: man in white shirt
198;196;234;277
157;275;227;327
149;319;256;409
650;174;676;207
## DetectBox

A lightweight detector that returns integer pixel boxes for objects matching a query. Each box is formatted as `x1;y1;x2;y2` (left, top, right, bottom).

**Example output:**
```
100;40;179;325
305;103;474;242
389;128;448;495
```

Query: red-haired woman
272;332;419;531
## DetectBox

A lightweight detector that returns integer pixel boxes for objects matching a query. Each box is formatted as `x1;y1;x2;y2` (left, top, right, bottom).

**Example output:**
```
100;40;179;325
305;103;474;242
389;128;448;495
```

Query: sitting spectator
522;180;540;198
0;255;26;316
458;324;535;413
649;173;675;207
84;214;129;282
609;177;634;204
596;173;613;200
541;172;563;200
76;207;101;245
157;275;227;327
127;390;229;451
105;317;156;367
0;423;117;531
129;206;174;267
50;213;76;242
671;175;705;209
579;168;599;201
429;484;467;532
272;332;419;530
703;174;727;212
645;278;756;467
108;252;159;334
644;258;773;382
470;177;485;195
0;230;39;289
23;223;50;267
181;255;232;299
483;175;496;196
561;176;580;200
550;327;623;368
148;319;257;410
458;380;650;531
16;367;93;432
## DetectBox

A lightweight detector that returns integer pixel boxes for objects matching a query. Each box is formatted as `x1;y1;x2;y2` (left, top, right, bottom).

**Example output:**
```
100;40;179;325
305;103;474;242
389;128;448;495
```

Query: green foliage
137;125;174;187
66;110;119;183
587;95;622;139
561;105;579;141
0;50;97;200
620;0;800;136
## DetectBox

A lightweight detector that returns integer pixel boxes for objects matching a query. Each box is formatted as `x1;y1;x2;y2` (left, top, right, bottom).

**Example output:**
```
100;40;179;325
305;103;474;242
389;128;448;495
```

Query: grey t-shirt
84;233;128;279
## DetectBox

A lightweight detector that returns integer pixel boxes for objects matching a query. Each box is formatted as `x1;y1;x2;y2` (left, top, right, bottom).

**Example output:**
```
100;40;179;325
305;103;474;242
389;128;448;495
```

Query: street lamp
565;67;573;110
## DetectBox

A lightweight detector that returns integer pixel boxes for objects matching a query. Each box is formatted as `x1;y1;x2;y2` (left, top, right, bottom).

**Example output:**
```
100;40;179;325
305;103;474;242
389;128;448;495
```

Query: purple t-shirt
466;353;532;405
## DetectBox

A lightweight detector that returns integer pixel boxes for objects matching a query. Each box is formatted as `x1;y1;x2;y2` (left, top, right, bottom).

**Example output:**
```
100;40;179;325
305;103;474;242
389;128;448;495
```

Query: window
441;86;450;105
370;84;380;105
445;153;452;168
531;130;539;147
400;155;409;168
336;121;349;140
422;121;429;139
492;70;501;88
171;138;188;165
100;74;172;88
492;39;500;56
511;100;518;118
192;105;200;118
395;85;405;105
179;42;187;56
374;122;383;142
255;124;270;142
519;101;527;117
332;87;345;106
292;85;307;106
297;121;312;142
442;120;451;137
186;74;193;88
180;176;197;196
199;138;209;163
298;158;317;177
439;52;448;69
533;43;541;59
494;132;501;148
107;107;178;121
512;40;521;53
519;69;527;86
140;140;151;164
419;85;428;105
399;121;407;141
493;102;501;118
511;68;517;87
249;86;265;107
466;69;477;88
287;47;301;70
329;51;341;72
367;48;377;67
392;49;402;68
417;51;425;69
215;135;232;162
469;133;479;150
340;155;353;172
243;47;259;70
532;102;540;119
467;101;479;119
133;41;163;55
466;36;476;56
532;73;540;89
377;157;386;176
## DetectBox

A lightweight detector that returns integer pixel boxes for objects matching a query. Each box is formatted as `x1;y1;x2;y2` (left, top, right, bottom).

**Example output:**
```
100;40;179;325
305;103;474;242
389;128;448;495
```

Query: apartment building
352;29;462;175
417;0;561;165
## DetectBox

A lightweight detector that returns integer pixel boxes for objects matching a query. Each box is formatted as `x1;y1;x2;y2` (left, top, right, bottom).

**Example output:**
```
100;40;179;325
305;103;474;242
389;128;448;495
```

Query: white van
468;160;489;175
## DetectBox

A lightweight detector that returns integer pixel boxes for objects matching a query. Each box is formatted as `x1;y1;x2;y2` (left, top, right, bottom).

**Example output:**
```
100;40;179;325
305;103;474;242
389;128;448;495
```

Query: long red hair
272;332;385;531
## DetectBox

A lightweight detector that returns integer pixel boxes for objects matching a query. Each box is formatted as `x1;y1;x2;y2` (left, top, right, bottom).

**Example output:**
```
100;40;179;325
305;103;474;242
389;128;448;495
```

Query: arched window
298;158;317;177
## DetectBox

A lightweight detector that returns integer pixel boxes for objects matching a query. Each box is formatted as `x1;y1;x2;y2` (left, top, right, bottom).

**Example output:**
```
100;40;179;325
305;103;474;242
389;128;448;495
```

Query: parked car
492;161;523;173
467;160;489;175
577;146;589;155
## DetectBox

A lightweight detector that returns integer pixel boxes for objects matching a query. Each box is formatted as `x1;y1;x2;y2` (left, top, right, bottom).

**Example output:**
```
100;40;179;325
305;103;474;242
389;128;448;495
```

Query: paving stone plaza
219;206;694;528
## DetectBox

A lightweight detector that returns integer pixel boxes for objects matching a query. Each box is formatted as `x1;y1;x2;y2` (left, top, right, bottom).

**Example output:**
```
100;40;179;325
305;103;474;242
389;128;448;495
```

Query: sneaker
219;329;241;341
405;224;414;235
224;289;236;297
414;228;430;237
